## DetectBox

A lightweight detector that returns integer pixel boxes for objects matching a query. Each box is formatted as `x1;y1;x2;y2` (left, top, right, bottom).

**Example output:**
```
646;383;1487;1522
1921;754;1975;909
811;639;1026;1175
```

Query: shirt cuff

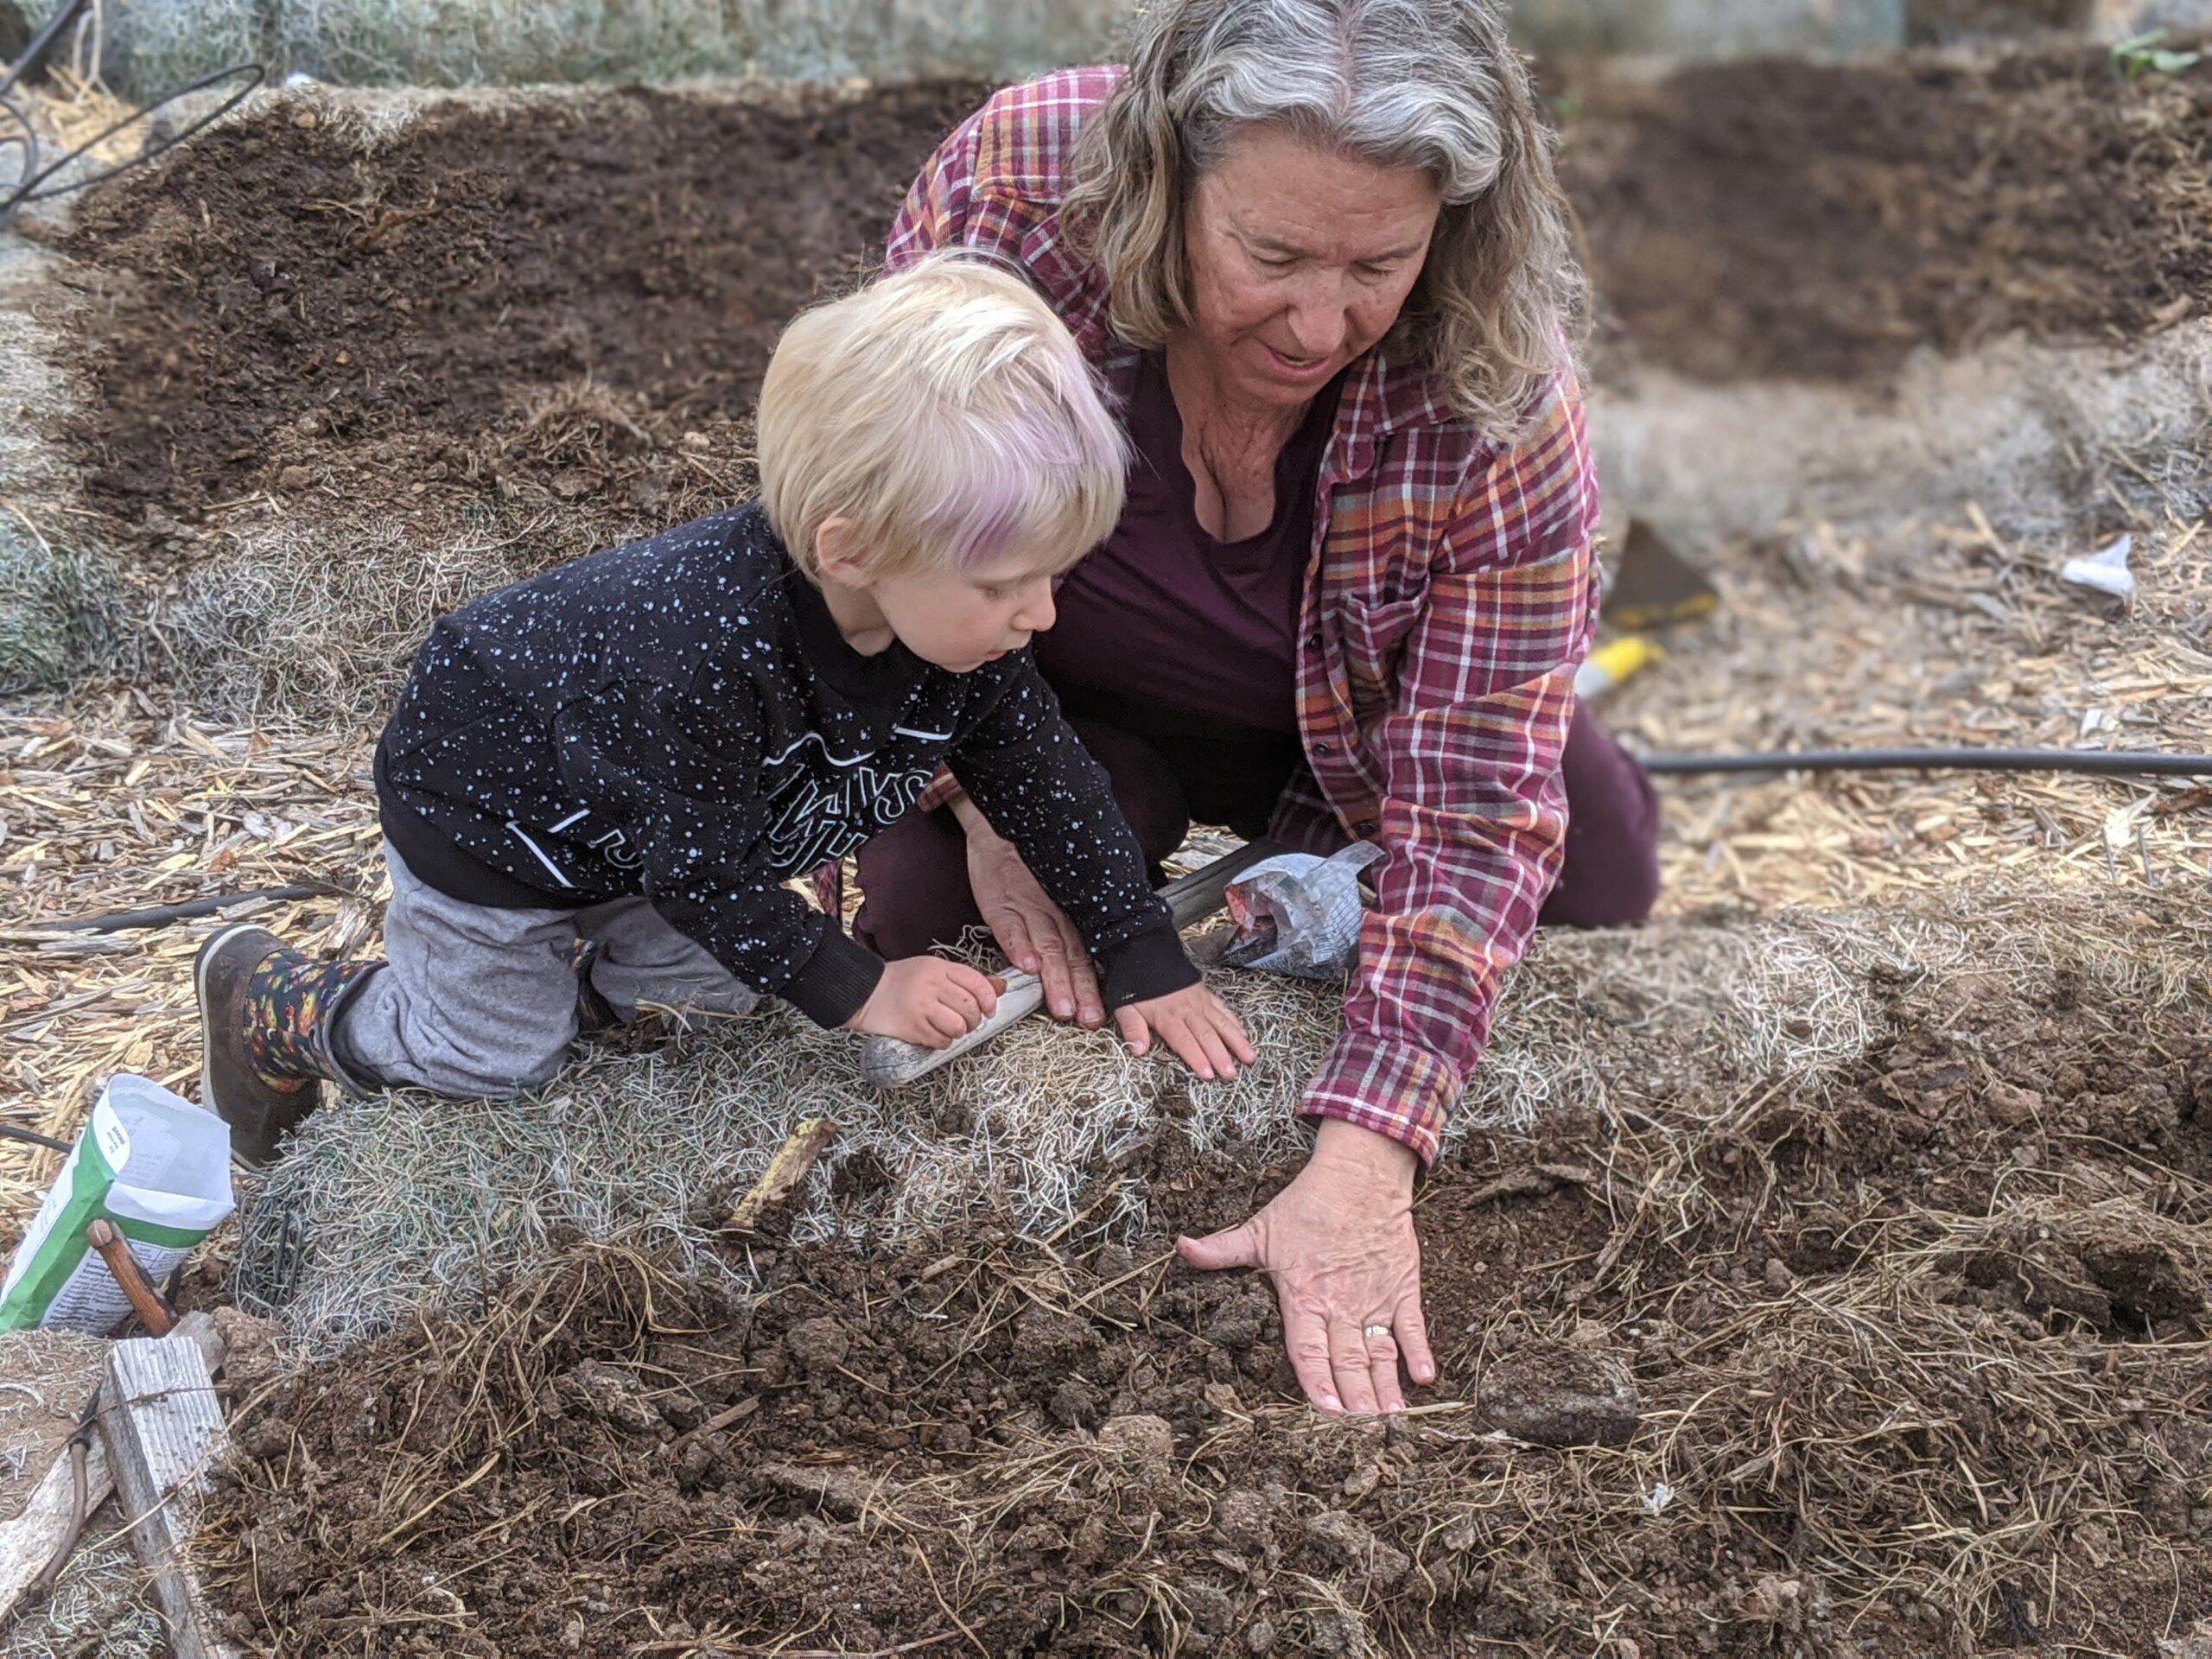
780;925;886;1030
1096;920;1199;1010
1298;1029;1460;1167
916;766;963;815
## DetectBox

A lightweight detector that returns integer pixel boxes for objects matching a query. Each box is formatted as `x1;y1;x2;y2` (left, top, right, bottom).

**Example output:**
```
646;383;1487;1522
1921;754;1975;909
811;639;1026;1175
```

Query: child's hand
1114;984;1257;1081
848;957;1002;1048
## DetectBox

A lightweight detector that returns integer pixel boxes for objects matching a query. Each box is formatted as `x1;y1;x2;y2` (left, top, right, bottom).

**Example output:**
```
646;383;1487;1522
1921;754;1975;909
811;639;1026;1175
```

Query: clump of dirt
51;83;986;523
1561;45;2212;379
202;996;2212;1656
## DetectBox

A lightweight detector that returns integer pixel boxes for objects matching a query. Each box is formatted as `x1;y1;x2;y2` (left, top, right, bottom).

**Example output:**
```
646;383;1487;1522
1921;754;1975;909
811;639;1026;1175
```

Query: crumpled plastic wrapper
1220;842;1383;980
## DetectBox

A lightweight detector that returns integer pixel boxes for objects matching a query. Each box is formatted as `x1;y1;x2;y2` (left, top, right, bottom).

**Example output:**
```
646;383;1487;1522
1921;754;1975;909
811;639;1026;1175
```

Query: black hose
0;60;263;225
0;1120;74;1152
22;880;346;933
1;89;36;196
0;0;261;231
0;0;88;99
1639;747;2212;778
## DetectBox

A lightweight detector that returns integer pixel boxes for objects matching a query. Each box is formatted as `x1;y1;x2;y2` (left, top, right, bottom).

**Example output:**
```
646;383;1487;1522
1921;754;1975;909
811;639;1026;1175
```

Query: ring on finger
1362;1324;1391;1340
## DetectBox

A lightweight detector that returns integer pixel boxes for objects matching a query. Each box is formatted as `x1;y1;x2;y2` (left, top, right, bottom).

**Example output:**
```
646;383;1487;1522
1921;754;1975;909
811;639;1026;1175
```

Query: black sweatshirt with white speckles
374;502;1196;1028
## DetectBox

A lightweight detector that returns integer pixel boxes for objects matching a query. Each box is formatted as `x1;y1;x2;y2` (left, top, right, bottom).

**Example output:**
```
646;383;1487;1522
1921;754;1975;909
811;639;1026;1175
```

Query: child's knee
435;1040;570;1099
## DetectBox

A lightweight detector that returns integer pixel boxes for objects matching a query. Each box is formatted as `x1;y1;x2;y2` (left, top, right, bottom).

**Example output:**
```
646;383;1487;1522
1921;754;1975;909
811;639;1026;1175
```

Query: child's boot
194;923;383;1169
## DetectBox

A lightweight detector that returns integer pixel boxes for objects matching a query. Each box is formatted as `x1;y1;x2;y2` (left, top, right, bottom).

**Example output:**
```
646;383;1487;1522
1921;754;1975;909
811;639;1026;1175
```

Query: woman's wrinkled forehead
1192;125;1443;254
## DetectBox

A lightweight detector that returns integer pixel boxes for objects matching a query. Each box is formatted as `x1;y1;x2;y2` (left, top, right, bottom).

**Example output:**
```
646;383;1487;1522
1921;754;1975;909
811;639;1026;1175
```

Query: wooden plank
0;1312;223;1621
96;1330;238;1659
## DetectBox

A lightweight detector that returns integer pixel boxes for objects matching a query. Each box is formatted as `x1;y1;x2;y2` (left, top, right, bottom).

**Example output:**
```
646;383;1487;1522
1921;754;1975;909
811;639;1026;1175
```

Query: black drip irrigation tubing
19;881;351;934
1638;747;2212;779
0;0;262;230
0;1121;73;1151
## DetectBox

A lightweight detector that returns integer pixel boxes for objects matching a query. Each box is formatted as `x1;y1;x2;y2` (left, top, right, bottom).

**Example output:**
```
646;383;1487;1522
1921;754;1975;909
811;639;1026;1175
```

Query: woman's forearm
945;785;991;839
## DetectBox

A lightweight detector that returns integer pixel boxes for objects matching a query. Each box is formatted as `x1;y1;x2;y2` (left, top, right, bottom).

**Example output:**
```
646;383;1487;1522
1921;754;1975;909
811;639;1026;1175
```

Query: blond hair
758;253;1129;580
1063;0;1586;439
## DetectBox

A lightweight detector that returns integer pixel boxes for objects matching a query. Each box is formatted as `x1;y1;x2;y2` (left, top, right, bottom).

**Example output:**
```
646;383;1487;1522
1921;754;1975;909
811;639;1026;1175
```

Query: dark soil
51;82;985;523
40;45;2212;537
1560;46;2212;380
202;986;2212;1657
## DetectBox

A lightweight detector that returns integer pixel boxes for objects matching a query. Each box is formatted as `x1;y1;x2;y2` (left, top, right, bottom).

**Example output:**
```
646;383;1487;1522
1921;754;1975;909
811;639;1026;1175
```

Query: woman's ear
813;516;870;588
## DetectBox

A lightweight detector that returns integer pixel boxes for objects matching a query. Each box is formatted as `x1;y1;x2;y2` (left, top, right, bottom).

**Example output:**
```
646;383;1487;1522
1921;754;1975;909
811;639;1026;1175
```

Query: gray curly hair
1064;0;1586;437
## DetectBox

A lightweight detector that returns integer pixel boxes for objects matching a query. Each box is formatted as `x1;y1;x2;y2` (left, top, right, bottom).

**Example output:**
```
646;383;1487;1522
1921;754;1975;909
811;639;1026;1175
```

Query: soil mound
204;988;2212;1656
1560;46;2212;379
53;82;986;521
40;47;2212;534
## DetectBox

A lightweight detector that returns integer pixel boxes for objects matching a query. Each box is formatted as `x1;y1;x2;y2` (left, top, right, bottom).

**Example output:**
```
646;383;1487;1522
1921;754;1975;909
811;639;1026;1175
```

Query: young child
196;256;1255;1166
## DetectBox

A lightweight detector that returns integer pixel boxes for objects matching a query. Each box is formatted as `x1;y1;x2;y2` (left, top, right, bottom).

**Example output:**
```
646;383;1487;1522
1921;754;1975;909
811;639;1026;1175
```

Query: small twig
1462;1163;1598;1207
24;1433;92;1607
669;1395;759;1450
727;1118;837;1232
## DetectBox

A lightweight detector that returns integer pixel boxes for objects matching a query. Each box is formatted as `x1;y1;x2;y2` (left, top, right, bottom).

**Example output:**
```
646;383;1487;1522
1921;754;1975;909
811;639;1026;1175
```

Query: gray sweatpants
333;841;760;1097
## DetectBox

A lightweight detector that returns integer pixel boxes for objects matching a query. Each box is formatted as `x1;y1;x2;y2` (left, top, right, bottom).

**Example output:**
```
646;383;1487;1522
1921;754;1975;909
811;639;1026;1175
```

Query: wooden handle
85;1220;176;1338
1157;837;1282;928
860;971;1046;1088
855;837;1285;1090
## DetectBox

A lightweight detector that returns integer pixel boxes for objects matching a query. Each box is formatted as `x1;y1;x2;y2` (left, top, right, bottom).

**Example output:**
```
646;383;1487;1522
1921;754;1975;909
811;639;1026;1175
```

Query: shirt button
1355;818;1378;836
1306;631;1324;651
1314;742;1333;756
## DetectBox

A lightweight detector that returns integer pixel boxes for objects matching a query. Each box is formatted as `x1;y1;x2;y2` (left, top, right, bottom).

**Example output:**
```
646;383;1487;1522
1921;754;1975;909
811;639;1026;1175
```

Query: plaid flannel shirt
884;68;1599;1164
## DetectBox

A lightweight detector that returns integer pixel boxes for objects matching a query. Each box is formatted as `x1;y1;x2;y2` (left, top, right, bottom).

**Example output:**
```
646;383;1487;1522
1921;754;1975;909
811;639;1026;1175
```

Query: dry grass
1608;464;2212;919
0;1520;164;1659
134;402;760;728
226;962;1341;1357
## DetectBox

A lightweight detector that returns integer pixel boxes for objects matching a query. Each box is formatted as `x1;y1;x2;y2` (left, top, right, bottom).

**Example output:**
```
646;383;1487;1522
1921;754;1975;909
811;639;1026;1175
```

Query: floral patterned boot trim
244;950;380;1087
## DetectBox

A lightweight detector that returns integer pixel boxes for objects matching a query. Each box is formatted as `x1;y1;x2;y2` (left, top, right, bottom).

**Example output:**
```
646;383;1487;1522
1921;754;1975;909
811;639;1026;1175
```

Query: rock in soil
1477;1341;1641;1446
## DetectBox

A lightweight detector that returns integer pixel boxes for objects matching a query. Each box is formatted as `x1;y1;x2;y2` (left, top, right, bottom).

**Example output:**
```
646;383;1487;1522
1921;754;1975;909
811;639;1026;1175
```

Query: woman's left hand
1177;1117;1434;1413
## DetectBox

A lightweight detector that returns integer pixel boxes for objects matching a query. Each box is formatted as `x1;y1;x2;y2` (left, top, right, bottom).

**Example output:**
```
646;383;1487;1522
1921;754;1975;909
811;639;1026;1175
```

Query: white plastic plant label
0;1075;234;1333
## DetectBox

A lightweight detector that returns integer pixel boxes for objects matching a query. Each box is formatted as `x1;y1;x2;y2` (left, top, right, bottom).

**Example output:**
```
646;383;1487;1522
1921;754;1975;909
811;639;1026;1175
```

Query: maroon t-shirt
1037;350;1344;761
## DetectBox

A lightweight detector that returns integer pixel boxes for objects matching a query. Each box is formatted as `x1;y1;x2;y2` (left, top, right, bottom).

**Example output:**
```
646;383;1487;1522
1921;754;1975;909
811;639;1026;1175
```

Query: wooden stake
0;1313;224;1623
97;1331;238;1659
727;1117;837;1232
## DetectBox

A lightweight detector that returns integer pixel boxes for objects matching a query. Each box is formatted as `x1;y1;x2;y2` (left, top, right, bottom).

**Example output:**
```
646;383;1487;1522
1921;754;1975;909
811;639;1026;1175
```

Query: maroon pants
851;704;1661;960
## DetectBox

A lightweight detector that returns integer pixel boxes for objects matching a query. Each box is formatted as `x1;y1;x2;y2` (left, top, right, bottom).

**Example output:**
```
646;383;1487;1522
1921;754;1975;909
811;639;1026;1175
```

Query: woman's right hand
846;957;1001;1048
957;805;1107;1029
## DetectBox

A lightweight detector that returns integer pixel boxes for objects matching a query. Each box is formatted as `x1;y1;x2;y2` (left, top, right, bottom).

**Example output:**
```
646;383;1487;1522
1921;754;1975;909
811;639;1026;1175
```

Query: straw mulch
1606;499;2212;918
0;699;382;1219
6;487;2211;1249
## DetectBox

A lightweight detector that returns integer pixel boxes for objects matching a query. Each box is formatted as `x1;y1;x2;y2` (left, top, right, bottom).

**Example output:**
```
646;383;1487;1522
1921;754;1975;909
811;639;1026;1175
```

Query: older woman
855;0;1660;1414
